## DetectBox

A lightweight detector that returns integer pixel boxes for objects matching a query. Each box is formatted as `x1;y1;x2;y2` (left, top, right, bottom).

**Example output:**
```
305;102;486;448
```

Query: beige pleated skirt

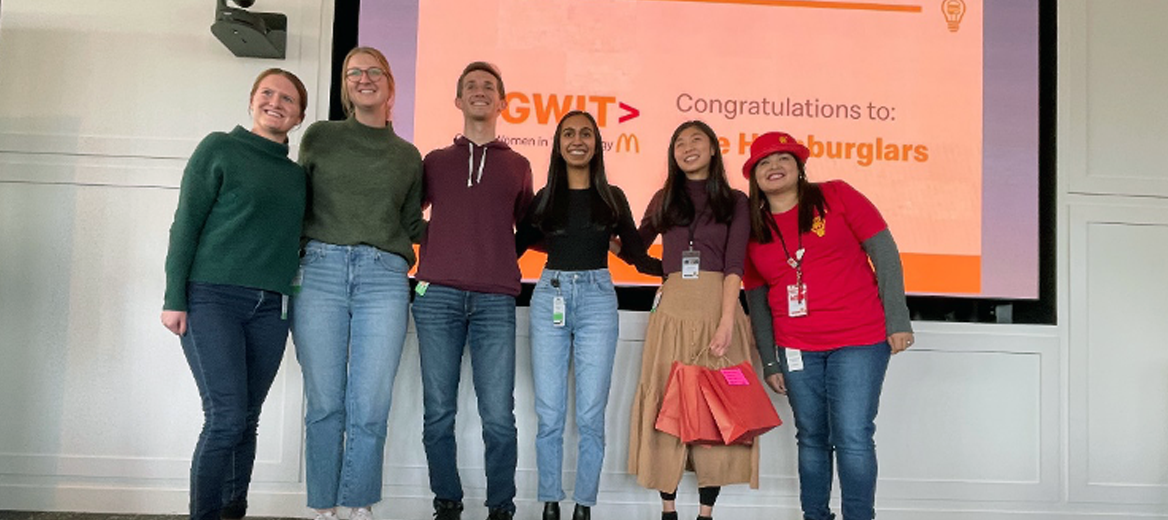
627;271;761;491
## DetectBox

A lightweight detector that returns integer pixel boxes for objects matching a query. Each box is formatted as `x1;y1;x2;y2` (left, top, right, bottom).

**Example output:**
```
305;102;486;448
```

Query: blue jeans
290;241;411;509
179;282;289;520
783;342;891;520
529;269;619;507
412;283;518;513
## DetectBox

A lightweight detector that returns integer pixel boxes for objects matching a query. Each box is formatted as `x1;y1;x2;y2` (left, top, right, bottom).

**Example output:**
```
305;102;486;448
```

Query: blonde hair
339;46;395;116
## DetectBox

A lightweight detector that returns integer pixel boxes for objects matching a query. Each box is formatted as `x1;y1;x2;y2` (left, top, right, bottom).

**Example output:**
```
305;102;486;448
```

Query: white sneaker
313;510;339;520
350;507;375;520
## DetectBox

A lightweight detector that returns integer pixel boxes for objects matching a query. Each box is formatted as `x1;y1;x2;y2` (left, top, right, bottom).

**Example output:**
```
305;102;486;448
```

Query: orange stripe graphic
643;0;923;13
429;246;979;296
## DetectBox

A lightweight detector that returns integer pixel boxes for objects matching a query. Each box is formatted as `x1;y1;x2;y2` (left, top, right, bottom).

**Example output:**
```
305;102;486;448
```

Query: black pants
660;486;721;506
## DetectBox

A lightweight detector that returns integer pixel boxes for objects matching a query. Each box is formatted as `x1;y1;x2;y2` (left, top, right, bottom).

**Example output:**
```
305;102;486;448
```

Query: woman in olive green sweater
161;68;308;520
290;47;425;520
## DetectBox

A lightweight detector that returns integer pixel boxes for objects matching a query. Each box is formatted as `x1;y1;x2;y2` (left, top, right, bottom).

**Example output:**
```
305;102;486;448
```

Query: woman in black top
517;111;661;520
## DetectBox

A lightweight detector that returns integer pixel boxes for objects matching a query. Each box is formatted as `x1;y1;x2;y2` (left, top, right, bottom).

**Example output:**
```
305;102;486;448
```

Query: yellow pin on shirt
812;215;826;237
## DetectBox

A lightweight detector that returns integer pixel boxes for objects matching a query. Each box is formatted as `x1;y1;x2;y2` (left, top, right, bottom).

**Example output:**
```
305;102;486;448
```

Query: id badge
415;281;429;297
280;295;289;321
552;295;566;327
681;249;701;279
650;287;664;312
785;347;804;372
787;283;808;317
291;267;304;295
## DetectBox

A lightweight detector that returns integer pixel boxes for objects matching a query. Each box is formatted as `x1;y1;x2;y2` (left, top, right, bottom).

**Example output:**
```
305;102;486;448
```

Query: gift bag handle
690;346;733;370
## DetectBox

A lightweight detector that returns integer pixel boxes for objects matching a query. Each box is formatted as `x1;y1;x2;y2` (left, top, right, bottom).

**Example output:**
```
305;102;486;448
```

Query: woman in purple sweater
626;121;758;520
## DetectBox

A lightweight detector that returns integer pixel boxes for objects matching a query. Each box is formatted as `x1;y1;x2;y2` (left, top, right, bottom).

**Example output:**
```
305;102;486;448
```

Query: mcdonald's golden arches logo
615;133;640;153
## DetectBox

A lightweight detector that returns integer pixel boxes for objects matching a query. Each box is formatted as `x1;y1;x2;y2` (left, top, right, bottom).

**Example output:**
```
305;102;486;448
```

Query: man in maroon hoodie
413;61;533;520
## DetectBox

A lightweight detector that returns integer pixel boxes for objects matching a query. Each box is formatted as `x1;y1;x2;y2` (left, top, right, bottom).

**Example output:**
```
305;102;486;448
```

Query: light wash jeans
411;283;518;513
290;240;411;509
529;269;619;507
783;341;891;520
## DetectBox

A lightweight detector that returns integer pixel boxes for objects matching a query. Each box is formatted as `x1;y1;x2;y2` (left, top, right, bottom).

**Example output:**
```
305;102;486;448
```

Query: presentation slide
359;0;1040;299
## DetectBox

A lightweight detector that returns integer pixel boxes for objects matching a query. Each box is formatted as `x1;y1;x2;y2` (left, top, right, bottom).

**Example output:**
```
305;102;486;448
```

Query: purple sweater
638;180;750;277
417;136;534;296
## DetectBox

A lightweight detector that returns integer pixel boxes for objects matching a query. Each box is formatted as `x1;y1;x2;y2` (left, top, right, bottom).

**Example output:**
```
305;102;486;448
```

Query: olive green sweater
164;126;307;311
299;117;425;264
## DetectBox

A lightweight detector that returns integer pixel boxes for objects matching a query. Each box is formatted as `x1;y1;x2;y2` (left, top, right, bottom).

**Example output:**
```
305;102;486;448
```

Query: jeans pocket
595;275;616;295
375;251;409;273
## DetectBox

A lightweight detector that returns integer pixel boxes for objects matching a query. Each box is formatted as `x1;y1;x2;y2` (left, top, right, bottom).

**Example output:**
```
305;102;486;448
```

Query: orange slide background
409;0;984;295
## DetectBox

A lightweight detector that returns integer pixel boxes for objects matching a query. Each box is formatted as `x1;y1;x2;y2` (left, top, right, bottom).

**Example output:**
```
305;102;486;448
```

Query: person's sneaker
313;511;339;520
486;509;514;520
350;507;374;520
433;499;463;520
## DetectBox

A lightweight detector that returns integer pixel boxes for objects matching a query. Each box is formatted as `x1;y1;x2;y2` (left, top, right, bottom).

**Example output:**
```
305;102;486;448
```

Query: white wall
0;1;1165;519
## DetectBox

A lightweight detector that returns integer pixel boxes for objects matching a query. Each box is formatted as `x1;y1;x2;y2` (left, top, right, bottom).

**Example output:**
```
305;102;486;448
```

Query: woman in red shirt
741;132;914;520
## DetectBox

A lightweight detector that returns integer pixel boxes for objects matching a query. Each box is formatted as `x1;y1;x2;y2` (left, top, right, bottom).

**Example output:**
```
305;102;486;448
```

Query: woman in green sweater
290;47;425;520
161;68;308;520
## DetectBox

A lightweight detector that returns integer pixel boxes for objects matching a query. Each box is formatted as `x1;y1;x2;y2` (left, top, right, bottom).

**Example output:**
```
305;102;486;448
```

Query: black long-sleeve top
517;186;663;276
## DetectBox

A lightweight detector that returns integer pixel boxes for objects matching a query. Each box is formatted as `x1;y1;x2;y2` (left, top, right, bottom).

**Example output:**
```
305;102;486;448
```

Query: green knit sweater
299;117;425;264
164;126;307;311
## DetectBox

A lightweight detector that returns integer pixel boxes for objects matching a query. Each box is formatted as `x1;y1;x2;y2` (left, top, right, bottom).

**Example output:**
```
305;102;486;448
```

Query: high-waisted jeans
291;240;411;509
529;268;619;506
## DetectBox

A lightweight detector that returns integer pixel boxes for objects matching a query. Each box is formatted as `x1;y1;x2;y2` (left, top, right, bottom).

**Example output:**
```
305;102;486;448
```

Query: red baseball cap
742;131;810;179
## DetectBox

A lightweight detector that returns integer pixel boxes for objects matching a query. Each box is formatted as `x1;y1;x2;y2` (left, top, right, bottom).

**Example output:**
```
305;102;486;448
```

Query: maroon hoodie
417;136;534;296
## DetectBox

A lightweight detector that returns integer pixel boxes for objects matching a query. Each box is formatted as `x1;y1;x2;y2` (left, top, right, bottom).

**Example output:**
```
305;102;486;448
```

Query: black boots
572;504;590;520
545;502;589;520
543;502;560;520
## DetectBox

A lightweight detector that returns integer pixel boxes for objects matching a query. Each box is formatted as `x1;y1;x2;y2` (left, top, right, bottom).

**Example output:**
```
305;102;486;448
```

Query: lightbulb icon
941;0;966;32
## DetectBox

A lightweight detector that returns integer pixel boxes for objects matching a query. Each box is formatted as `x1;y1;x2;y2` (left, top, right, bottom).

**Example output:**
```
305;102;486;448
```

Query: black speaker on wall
211;0;287;59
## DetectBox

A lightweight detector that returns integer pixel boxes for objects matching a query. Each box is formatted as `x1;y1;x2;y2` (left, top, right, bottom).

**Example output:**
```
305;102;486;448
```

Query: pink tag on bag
720;368;749;386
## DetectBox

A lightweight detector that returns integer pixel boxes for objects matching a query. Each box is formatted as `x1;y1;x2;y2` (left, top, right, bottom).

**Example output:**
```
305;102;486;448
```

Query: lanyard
774;220;805;283
687;205;709;250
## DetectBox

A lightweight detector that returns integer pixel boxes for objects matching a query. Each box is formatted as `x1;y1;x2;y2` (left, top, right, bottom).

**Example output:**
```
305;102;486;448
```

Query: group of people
161;46;913;520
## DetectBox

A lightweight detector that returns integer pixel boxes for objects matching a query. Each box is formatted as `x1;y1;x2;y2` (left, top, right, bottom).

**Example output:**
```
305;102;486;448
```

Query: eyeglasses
345;67;386;82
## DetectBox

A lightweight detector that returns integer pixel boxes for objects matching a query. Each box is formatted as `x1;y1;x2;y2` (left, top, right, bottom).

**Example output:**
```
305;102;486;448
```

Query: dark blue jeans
783;342;891;520
412;283;518;513
179;282;289;520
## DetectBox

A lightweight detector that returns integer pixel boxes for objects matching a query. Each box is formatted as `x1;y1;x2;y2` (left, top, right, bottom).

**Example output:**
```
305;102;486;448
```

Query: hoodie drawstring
466;141;488;187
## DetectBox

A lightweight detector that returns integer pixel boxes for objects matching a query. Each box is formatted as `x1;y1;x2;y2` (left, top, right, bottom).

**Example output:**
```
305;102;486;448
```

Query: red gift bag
677;361;723;444
654;361;684;439
654;361;722;445
699;361;782;445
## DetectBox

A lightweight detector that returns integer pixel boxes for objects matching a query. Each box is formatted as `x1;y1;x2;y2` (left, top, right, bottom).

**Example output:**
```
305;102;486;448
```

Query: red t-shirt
744;180;888;351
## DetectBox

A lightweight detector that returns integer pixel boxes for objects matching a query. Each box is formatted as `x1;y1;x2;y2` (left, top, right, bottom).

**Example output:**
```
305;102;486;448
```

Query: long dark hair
747;153;828;243
531;111;621;233
654;120;735;230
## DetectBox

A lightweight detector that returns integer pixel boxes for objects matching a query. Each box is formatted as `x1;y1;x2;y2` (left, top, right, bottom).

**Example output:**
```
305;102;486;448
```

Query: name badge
681;249;700;279
415;281;429;297
552;295;566;327
291;267;304;295
787;283;808;317
785;347;804;372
